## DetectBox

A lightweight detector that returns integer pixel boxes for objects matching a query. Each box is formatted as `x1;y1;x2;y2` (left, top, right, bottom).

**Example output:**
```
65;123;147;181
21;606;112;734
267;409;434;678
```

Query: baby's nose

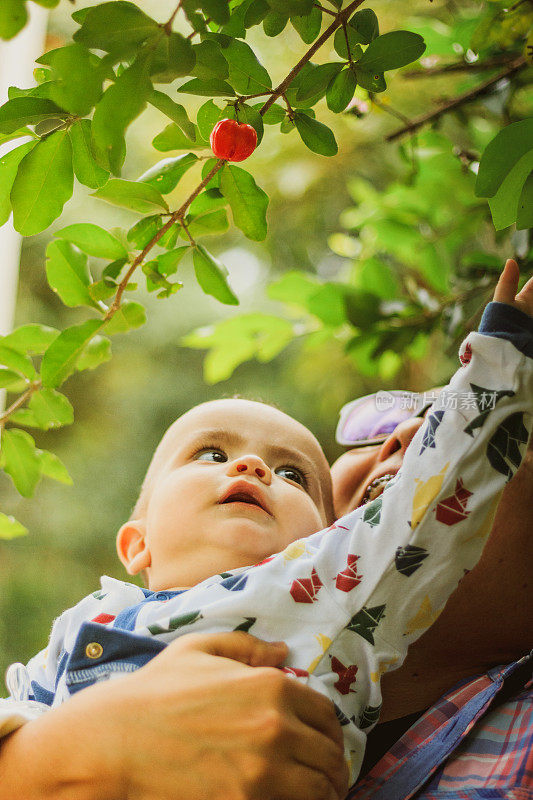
227;455;272;484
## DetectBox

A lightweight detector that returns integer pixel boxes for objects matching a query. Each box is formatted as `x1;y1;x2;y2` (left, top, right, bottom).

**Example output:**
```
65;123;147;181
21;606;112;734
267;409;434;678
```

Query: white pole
0;4;49;337
0;5;49;413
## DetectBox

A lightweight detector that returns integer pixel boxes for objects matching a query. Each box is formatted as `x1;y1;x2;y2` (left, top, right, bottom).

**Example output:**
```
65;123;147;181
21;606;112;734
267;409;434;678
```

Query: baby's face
122;399;331;590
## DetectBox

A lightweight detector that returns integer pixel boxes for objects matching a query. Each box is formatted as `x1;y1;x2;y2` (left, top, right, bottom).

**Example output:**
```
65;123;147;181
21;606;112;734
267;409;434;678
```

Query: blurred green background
1;0;531;680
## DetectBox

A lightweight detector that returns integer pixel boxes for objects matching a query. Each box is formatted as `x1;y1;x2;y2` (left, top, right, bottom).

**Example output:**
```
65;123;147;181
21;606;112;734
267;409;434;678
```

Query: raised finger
493;259;519;304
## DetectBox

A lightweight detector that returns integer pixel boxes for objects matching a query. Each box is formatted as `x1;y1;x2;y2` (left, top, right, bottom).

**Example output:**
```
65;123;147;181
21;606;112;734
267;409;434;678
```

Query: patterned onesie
2;302;533;783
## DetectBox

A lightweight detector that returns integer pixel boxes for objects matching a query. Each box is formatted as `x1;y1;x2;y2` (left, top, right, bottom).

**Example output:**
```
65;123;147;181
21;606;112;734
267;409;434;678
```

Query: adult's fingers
275;673;346;752
287;719;350;799
167;630;289;667
262;761;344;800
493;259;519;304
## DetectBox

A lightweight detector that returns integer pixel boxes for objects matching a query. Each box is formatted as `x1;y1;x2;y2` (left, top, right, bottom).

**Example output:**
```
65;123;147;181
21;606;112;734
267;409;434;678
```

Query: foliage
0;0;531;540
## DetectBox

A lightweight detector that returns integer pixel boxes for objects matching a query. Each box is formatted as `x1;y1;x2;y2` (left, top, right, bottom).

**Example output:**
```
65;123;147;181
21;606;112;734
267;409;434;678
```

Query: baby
2;263;533;784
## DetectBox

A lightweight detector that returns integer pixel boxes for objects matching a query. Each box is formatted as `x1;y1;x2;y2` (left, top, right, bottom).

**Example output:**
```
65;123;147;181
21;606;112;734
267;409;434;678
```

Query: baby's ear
116;521;151;575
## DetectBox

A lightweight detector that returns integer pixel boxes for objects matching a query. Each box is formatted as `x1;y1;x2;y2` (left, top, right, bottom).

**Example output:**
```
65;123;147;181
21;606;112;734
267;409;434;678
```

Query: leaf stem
0;381;41;429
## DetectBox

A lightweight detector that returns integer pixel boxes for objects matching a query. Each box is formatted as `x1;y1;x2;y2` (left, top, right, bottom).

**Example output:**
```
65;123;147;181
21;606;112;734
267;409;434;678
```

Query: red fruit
210;118;257;162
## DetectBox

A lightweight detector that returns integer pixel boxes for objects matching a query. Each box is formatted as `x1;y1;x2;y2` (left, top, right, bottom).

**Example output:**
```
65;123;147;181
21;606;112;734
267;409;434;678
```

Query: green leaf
138;153;198;194
357;31;426;72
0;513;27;540
0;369;27;391
266;0;313;15
487;150;533;230
291;6;322;43
0;0;27;40
1;324;58;355
69;120;110;189
177;78;236;97
220;164;268;241
183;208;229;238
257;103;285;124
11;129;73;236
216;36;272;94
92;55;153;175
153;123;208;152
0;428;41;497
200;0;230;24
154;247;189;275
189;188;227;215
0;127;36;146
31;0;61;7
267;271;320;309
150;33;196;83
0;96;66;135
295;62;343;102
190;40;229;81
55;223;127;260
184;314;293;383
28;388;74;429
201;157;223;189
517;172;533;230
244;0;270;28
347;8;379;44
352;258;400;300
197;99;225;142
45;240;99;309
326;68;357;113
354;68;386;93
75;335;112;372
218;0;254;37
294;112;337;156
149;91;196;140
0;141;36;226
127;215;163;248
73;1;160;59
0;344;36;379
37;449;73;485
307;284;347;326
104;301;146;335
41;319;104;388
92;179;169;214
193;245;238;305
36;44;106;116
263;10;288;36
334;26;364;60
238;103;264;146
476;120;533;197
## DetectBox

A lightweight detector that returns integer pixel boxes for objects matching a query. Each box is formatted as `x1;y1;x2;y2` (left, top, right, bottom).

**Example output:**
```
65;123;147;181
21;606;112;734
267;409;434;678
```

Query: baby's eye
275;466;307;488
195;448;227;463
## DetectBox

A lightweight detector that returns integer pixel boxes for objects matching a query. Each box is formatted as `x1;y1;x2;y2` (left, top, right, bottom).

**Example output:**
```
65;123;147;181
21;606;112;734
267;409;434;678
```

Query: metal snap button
86;642;103;659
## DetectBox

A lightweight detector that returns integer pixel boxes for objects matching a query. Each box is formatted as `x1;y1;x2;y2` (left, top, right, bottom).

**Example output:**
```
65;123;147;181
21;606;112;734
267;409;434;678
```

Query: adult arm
0;631;349;800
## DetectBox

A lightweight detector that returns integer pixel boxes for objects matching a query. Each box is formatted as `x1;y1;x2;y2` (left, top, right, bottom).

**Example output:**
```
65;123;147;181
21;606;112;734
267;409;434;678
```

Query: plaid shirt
349;651;533;799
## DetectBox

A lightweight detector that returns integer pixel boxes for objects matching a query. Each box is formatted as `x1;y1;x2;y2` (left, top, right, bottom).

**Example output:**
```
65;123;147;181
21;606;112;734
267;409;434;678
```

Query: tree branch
386;56;527;142
261;0;366;115
403;53;520;78
0;382;41;428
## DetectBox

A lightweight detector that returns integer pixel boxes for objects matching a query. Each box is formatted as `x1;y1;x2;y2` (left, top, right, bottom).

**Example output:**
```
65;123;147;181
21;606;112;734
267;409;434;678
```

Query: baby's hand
493;259;533;318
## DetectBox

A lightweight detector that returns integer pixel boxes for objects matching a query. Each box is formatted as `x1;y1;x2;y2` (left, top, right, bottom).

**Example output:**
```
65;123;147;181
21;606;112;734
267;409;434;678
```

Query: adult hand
0;631;349;800
494;259;533;317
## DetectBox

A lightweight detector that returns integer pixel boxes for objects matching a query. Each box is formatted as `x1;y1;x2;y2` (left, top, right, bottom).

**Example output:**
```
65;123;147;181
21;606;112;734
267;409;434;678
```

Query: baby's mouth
357;473;396;509
221;492;265;510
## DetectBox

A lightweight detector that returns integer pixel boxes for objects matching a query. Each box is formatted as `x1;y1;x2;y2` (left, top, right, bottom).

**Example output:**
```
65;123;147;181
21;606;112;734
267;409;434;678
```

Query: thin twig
403;53;519;78
386;56;527;142
0;382;40;427
313;2;336;16
164;0;182;34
